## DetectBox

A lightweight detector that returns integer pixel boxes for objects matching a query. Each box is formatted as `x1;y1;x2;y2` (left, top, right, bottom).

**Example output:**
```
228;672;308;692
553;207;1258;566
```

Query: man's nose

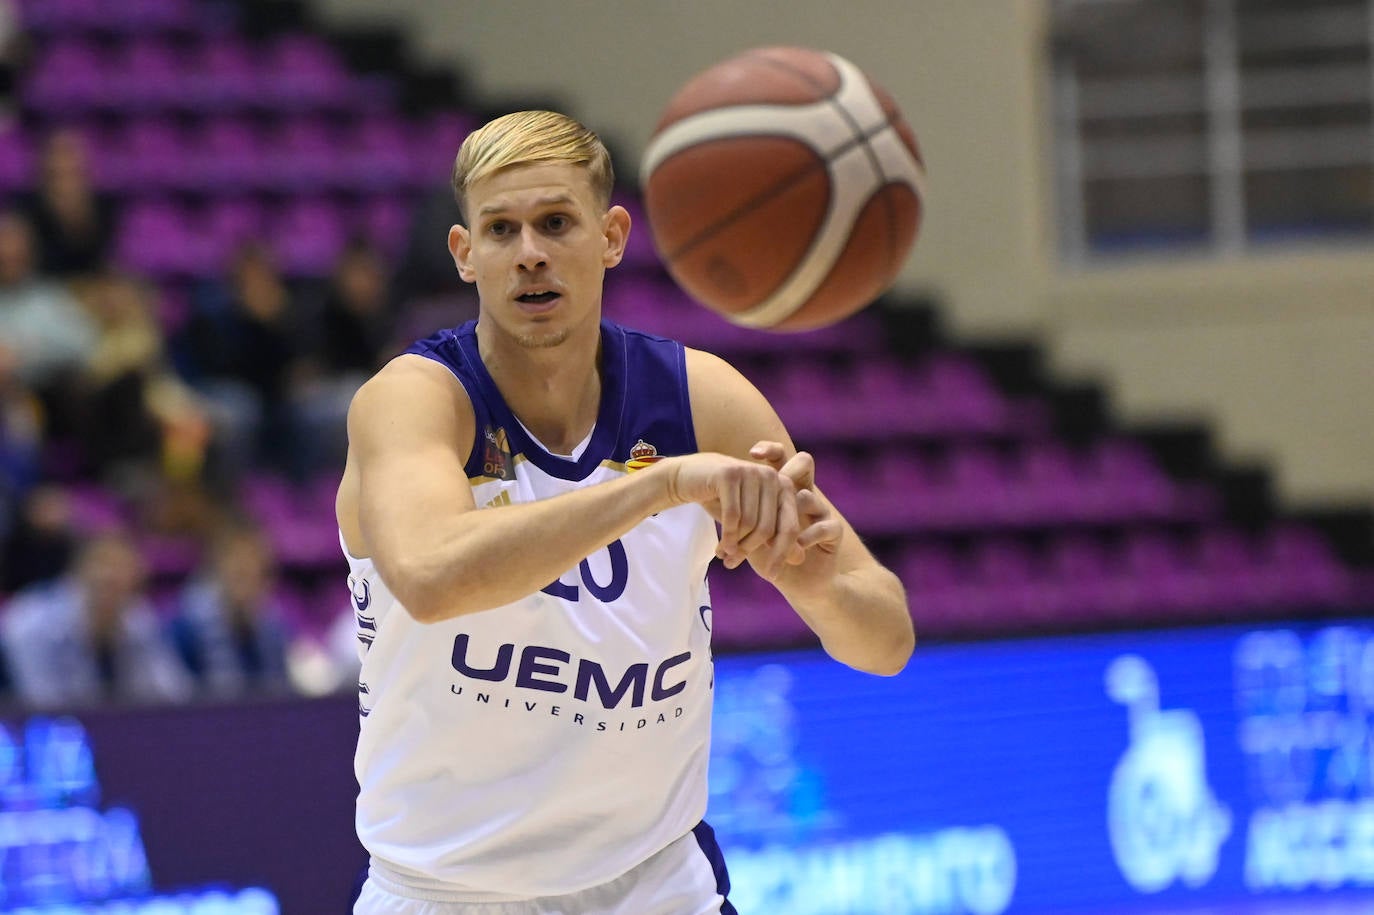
516;232;548;271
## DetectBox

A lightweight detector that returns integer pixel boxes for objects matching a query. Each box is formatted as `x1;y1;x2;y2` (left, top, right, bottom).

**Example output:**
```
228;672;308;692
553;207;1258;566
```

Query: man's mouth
516;290;560;304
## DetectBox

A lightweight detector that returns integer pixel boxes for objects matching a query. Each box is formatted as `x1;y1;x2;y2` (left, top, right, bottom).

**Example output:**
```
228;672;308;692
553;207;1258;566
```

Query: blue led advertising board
5;618;1374;913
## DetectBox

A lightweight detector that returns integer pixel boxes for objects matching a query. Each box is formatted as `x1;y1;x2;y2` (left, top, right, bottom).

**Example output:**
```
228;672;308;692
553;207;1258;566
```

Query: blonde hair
451;111;615;223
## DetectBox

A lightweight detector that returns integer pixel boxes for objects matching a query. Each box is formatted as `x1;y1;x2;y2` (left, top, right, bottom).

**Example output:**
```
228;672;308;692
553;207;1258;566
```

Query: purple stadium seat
1012;441;1083;523
1085;439;1177;519
205;197;267;265
1259;524;1351;605
411;111;479;187
114;199;204;276
110;37;185;110
0;128;33;193
123;0;195;32
194;117;267;191
17;0;103;33
358;194;414;258
262;34;351;110
23;38;108;113
925;355;1007;432
896;544;965;632
343;116;415;191
850;358;915;434
943;446;1012;527
767;361;848;439
1042;535;1116;623
870;447;936;531
269;198;348;276
1118;530;1213;617
187;38;262;111
708;566;809;649
105;119;189;192
265;117;344;191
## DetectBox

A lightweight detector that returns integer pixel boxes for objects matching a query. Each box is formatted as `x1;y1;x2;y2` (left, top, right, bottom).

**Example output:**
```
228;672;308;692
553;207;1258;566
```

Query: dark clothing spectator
175;244;307;479
165;521;294;697
18;190;117;278
19;131;118;278
168;579;293;697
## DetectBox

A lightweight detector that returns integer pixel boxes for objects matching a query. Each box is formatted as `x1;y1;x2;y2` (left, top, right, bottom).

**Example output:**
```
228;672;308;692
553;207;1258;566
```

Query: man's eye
488;222;510;237
546;215;568;231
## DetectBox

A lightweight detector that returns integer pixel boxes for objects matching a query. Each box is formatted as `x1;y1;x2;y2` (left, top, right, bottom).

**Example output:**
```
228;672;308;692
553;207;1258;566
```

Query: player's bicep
686;348;795;460
348;357;478;576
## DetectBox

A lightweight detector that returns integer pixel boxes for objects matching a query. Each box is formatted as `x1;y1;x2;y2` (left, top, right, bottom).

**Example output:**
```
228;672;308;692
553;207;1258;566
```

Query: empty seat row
0;114;471;195
114;195;415;276
814;440;1218;533
18;0;198;34
24;33;378;114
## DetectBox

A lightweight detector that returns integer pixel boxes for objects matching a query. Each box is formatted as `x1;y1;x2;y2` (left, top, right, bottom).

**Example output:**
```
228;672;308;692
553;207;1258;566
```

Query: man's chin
516;327;571;350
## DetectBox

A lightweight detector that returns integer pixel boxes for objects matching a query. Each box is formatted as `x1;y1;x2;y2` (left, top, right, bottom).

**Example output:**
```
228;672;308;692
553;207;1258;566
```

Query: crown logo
630;439;658;460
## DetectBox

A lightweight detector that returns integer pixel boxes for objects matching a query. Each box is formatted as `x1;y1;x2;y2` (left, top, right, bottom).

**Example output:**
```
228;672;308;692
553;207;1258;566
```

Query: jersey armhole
405;349;486;474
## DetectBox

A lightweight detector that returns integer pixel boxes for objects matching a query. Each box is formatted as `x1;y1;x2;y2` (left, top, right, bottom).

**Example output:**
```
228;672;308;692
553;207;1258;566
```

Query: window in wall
1052;0;1374;261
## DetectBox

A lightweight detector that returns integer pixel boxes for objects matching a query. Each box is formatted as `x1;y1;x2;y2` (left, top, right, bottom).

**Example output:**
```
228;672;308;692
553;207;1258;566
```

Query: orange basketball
640;47;925;332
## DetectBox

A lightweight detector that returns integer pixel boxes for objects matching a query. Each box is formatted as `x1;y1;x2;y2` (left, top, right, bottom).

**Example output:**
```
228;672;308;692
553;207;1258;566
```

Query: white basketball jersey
344;319;720;899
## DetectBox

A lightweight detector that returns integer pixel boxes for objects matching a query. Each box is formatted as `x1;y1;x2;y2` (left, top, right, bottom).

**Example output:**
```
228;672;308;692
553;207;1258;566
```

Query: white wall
308;0;1374;506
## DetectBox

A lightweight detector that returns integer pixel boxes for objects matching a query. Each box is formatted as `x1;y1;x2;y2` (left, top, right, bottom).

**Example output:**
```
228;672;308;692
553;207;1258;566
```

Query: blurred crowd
0;126;475;709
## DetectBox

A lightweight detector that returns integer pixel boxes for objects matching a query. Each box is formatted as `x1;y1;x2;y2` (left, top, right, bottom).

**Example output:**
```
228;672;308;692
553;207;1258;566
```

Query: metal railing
1052;0;1374;261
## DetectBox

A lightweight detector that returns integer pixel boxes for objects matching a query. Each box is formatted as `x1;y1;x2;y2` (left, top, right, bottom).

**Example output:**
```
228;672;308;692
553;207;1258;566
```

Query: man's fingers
748;440;786;470
797;518;843;551
715;476;742;560
761;482;802;578
779;451;816;491
736;476;782;561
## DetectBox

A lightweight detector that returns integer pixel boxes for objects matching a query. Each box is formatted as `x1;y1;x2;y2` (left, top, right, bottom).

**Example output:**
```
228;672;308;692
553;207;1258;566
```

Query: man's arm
344;354;803;623
687;348;915;676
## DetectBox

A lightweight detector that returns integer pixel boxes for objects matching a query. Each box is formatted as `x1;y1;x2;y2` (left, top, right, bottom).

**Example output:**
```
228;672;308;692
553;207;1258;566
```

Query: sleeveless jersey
344;318;719;899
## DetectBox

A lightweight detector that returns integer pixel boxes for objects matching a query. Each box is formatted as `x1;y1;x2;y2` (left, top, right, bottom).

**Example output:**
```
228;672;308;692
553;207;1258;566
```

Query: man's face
450;163;628;350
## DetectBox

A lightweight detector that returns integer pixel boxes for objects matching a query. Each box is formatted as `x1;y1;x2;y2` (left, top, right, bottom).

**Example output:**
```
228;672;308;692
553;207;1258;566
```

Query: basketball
639;47;926;332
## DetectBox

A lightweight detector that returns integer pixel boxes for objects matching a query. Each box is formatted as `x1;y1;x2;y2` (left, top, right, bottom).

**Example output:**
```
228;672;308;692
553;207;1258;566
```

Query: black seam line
746;51;904;262
663;117;900;265
745;51;887;185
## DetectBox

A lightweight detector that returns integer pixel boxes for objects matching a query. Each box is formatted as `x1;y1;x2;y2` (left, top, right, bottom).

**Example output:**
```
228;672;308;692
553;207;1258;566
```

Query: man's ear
449;224;475;283
602;205;631;269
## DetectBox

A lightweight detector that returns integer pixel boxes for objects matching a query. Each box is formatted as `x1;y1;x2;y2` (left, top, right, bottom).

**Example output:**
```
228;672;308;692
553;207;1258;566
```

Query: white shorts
353;822;737;915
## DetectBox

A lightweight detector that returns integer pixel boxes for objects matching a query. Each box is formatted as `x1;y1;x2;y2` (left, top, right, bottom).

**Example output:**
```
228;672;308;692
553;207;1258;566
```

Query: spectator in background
19;130;117;278
0;484;73;595
73;273;212;489
0;340;42;559
296;238;396;473
0;529;193;707
390;185;479;343
168;519;293;698
0;0;22;129
314;237;397;376
176;243;307;480
0;210;98;395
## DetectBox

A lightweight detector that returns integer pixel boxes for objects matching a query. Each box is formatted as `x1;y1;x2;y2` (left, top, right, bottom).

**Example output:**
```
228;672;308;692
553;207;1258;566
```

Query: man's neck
478;320;603;455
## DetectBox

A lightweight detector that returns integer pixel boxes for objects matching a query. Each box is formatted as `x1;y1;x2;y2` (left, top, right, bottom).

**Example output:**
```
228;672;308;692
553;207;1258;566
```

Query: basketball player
336;110;914;914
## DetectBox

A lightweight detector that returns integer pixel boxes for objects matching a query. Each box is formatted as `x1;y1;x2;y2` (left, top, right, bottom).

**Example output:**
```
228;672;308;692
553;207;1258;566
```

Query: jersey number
541;539;629;603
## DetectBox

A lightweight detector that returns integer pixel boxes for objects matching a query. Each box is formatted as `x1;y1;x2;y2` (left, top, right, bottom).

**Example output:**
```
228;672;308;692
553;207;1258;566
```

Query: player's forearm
386;465;680;623
778;566;915;676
